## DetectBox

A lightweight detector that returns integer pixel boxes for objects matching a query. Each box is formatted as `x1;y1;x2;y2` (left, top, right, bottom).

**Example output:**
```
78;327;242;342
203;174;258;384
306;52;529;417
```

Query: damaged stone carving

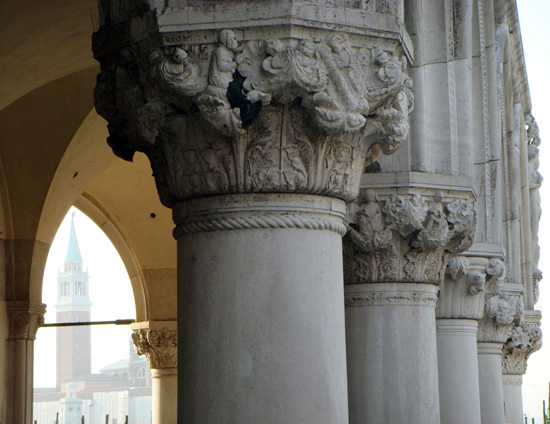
132;327;178;369
94;29;413;206
502;322;542;375
344;190;476;283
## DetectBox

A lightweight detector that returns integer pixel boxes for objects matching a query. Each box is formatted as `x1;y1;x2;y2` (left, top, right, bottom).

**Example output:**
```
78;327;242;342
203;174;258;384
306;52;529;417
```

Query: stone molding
131;321;177;369
502;314;542;376
94;19;413;206
436;319;478;336
477;342;505;356
172;193;347;238
344;283;438;308
7;301;46;340
502;375;523;387
343;190;476;284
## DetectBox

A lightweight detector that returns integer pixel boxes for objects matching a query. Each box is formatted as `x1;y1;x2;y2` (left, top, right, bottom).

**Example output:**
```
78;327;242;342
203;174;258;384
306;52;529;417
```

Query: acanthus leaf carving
343;190;476;284
132;327;178;369
94;28;414;205
502;322;542;376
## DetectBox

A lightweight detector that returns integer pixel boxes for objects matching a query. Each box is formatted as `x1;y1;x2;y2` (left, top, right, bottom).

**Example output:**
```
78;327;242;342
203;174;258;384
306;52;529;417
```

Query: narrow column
435;256;495;424
6;301;46;424
501;311;542;424
344;190;476;424
477;261;523;424
93;4;414;421
132;321;177;424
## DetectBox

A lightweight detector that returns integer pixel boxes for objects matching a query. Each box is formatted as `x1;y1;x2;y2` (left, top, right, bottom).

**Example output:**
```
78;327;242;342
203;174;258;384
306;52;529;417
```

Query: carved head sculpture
172;47;189;63
297;39;316;57
446;256;469;281
433;191;443;203
364;189;378;203
219;29;239;52
265;39;284;56
528;144;540;165
326;34;348;53
485;259;505;296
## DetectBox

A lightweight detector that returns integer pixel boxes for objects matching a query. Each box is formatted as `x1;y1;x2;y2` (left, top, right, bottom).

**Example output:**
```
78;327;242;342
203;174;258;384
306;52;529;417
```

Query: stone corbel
343;189;476;284
7;301;46;340
131;320;177;370
502;310;542;376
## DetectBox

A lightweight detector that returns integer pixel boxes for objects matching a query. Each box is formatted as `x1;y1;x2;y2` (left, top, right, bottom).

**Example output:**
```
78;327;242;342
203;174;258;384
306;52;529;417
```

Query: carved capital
93;13;413;205
131;321;177;369
343;190;476;284
7;301;46;340
502;312;542;376
477;263;523;343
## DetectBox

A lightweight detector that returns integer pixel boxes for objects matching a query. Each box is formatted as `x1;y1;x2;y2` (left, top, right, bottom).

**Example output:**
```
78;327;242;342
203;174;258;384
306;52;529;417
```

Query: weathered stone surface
343;189;475;284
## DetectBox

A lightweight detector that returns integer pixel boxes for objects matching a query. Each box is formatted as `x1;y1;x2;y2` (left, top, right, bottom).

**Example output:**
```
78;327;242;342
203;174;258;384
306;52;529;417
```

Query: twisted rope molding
174;214;347;237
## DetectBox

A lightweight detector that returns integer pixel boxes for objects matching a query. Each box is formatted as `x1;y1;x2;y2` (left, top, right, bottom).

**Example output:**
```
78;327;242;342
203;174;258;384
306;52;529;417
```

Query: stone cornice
131;320;177;369
94;12;413;206
343;189;476;284
7;301;46;340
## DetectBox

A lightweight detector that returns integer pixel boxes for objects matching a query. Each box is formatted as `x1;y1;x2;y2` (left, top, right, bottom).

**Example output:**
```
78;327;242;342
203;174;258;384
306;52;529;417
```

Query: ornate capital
502;312;542;376
343;190;476;284
477;262;523;343
131;321;177;369
7;301;46;340
93;7;413;206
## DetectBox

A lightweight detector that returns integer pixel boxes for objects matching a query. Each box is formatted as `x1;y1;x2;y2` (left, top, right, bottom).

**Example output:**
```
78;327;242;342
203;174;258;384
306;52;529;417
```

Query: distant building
34;215;152;424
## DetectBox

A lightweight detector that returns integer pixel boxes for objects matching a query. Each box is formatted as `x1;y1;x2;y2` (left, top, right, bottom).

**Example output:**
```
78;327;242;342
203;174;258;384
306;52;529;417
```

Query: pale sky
34;0;550;420
516;1;550;421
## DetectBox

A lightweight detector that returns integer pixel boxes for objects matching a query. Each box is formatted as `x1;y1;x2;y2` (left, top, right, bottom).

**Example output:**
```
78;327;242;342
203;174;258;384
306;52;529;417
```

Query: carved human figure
528;144;543;272
208;29;239;95
162;47;194;81
262;39;290;75
424;191;445;233
358;189;385;233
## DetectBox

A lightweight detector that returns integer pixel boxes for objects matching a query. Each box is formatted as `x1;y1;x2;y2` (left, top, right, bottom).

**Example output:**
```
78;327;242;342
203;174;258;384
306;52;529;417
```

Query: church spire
65;212;83;263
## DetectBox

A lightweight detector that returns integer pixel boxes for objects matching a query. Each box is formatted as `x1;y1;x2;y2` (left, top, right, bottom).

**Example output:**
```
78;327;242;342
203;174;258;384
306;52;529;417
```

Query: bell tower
55;212;92;389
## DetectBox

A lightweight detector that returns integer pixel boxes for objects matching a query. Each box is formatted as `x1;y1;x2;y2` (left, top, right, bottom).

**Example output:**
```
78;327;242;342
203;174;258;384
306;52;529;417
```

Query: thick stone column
6;301;46;424
344;189;476;424
501;310;542;424
477;262;523;424
93;3;414;422
132;321;177;424
435;256;498;424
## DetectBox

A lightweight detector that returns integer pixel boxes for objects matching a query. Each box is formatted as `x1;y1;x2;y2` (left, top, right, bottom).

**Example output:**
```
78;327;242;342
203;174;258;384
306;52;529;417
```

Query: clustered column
6;301;46;424
132;321;177;424
344;189;476;424
92;3;414;421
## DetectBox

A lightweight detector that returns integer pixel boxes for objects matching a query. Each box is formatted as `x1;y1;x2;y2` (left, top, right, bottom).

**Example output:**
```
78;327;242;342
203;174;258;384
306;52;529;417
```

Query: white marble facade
2;0;539;423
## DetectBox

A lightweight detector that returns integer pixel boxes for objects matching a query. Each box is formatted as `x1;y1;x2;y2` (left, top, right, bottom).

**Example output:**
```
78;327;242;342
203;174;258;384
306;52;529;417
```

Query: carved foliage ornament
94;29;413;205
132;327;177;369
502;323;542;375
343;190;476;284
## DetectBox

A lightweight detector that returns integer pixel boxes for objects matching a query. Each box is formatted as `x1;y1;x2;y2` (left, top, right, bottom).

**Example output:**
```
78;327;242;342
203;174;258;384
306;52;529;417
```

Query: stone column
93;3;414;422
435;256;491;424
477;262;523;424
132;321;177;424
344;189;476;424
6;301;46;424
501;310;542;424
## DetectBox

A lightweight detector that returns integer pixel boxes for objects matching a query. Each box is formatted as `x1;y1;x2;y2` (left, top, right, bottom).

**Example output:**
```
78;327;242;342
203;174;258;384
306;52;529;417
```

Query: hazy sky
34;208;136;387
34;0;550;420
516;1;550;421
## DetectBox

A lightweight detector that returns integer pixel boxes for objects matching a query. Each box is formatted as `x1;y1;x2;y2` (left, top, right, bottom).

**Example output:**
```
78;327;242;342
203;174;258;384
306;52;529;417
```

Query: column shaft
345;282;440;424
175;194;349;423
478;342;506;424
503;375;523;424
7;338;34;424
436;319;481;424
152;369;177;424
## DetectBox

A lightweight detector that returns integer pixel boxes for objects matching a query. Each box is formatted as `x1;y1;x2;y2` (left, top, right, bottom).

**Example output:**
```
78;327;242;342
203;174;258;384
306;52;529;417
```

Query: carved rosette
477;262;524;343
132;327;178;369
94;20;413;206
343;190;476;284
502;320;542;376
7;301;46;340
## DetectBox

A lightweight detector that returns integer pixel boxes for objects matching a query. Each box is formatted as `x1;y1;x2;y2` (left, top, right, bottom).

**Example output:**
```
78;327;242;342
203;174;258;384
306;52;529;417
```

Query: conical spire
65;212;83;263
